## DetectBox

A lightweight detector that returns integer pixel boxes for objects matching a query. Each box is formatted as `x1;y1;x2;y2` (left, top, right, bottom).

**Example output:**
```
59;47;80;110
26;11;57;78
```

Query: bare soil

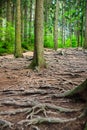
0;48;87;130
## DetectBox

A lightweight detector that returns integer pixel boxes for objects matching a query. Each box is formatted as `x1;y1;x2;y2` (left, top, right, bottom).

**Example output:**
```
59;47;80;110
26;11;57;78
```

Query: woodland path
0;48;87;130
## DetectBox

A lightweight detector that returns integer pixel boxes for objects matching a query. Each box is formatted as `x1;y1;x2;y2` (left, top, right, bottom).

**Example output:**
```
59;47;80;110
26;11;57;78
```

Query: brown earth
0;48;87;130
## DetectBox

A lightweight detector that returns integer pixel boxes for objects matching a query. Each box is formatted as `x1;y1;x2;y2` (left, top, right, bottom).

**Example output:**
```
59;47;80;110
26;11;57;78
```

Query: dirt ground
0;48;87;130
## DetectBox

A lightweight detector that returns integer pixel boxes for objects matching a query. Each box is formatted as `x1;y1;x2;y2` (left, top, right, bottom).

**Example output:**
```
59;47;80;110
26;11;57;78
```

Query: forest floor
0;48;87;130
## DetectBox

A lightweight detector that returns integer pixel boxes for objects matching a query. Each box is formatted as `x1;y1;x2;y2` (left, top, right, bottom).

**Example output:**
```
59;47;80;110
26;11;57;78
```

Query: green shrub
72;36;77;47
44;35;54;48
0;18;15;54
22;41;34;51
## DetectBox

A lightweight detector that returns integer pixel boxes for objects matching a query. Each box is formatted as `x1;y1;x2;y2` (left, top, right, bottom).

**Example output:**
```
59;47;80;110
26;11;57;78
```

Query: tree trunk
80;15;83;47
21;3;24;42
7;0;12;23
61;2;64;45
14;0;22;58
30;0;46;69
29;0;33;39
24;0;28;42
83;0;87;49
12;2;15;27
54;0;59;51
77;22;80;48
44;0;51;35
0;2;2;42
57;79;87;101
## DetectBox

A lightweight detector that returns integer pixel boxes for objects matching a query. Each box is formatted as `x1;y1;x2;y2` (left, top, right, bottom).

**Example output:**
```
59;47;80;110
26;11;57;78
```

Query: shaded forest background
0;0;87;55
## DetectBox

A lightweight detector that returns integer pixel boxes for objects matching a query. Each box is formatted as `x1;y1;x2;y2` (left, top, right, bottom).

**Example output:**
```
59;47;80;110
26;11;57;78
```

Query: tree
83;0;87;49
30;0;46;69
24;0;28;42
29;0;33;39
54;0;59;50
44;0;51;35
14;0;22;58
7;0;12;23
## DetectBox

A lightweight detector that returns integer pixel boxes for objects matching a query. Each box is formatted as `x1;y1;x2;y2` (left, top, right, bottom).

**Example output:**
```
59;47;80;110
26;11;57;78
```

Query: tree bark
54;79;87;101
83;0;87;49
7;0;12;23
24;0;28;42
14;0;22;58
54;0;59;51
30;0;46;69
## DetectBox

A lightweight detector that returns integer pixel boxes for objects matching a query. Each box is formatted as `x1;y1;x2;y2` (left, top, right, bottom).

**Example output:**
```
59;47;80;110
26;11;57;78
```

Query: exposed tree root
78;106;87;119
18;117;76;126
0;78;86;129
0;119;13;129
1;100;38;107
45;103;79;112
1;99;79;113
52;79;87;101
0;89;47;96
21;89;47;95
0;108;30;115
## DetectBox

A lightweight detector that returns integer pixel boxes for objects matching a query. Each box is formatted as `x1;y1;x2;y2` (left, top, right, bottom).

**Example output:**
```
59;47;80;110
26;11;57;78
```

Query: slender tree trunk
69;23;72;47
21;4;24;42
7;0;12;23
0;3;2;42
54;0;59;51
83;0;87;49
29;0;33;39
44;0;50;35
80;15;83;47
61;2;64;45
14;0;22;58
30;0;46;69
24;0;28;42
6;0;12;44
77;22;80;48
12;2;15;27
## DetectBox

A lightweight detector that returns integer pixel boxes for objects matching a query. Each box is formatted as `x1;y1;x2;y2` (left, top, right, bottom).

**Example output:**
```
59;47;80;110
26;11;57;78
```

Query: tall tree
7;0;12;23
29;0;33;39
24;0;28;42
14;0;22;58
54;0;59;50
83;0;87;49
30;0;46;69
44;0;51;35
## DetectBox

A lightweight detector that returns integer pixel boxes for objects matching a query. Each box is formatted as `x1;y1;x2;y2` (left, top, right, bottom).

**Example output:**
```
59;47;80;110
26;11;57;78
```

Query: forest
0;0;87;130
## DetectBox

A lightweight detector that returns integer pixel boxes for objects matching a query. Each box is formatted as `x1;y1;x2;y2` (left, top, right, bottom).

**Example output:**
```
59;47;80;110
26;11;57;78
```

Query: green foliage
0;18;15;54
44;35;54;48
28;34;34;44
71;36;77;47
22;42;34;51
65;35;77;48
44;34;77;49
22;35;34;51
